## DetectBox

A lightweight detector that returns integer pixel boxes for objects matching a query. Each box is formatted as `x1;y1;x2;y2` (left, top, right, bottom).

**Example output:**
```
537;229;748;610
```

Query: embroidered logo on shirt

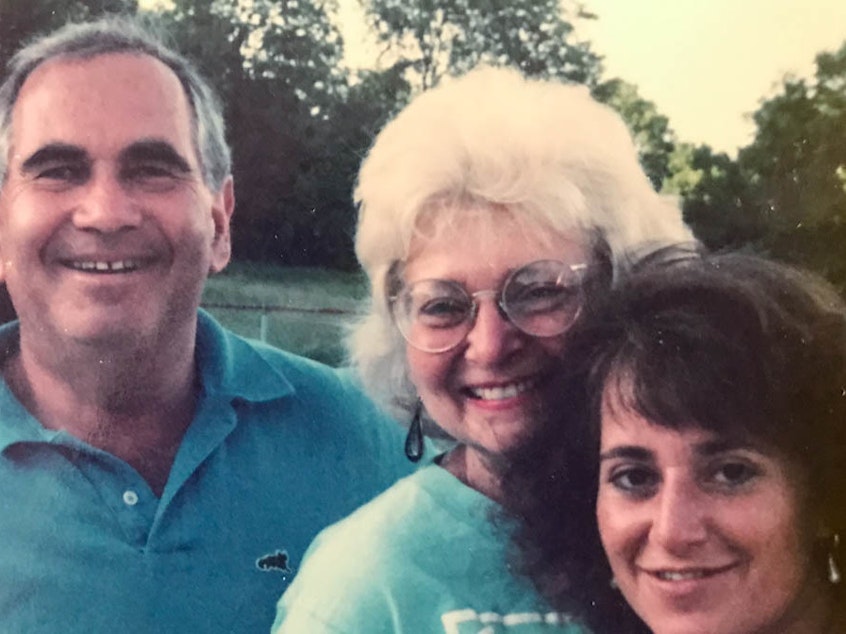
256;550;293;573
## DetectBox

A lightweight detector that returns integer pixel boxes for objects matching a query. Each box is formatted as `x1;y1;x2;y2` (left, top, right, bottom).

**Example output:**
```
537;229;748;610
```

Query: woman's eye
710;461;760;488
609;466;659;497
416;298;469;327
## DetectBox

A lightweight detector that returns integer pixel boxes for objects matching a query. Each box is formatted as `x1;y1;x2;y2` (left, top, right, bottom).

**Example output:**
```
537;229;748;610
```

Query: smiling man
0;17;411;633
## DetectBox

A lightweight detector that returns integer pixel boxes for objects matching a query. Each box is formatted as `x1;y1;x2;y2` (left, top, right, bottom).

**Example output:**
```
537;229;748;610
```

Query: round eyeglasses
390;259;588;353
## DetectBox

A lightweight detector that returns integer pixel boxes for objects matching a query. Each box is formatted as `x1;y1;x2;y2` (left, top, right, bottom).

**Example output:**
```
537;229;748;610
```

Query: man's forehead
9;52;196;163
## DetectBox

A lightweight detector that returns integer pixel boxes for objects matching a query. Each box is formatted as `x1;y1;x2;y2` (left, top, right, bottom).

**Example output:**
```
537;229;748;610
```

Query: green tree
156;0;363;267
740;40;846;287
0;0;136;70
592;78;675;189
664;143;762;250
358;0;600;90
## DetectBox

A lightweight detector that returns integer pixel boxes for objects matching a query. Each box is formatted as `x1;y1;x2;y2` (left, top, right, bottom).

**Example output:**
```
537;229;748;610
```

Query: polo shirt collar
194;309;294;403
0;321;68;452
0;311;296;454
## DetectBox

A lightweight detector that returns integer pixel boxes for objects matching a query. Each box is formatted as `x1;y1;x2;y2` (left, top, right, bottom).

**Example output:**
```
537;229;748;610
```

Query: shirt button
122;490;139;506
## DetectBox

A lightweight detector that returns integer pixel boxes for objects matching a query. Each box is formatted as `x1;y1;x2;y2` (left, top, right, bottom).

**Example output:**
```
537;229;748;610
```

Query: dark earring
405;400;424;463
828;533;841;585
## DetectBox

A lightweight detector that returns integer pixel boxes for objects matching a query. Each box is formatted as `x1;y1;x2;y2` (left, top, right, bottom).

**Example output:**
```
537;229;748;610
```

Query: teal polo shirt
0;310;413;633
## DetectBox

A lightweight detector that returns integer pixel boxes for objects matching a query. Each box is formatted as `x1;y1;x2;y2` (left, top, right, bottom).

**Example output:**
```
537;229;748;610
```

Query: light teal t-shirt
272;464;591;634
0;310;413;633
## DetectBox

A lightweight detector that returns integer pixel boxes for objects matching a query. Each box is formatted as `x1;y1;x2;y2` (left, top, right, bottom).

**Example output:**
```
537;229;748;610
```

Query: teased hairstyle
349;66;692;424
506;247;846;630
0;15;230;190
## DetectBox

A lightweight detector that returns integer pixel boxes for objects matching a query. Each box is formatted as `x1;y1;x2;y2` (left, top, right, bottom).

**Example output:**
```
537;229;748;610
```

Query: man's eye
121;163;188;191
124;164;179;180
609;466;659;498
36;164;87;183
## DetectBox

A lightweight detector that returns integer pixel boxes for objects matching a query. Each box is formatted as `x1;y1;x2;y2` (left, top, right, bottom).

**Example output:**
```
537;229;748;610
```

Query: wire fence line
201;302;364;363
202;302;365;316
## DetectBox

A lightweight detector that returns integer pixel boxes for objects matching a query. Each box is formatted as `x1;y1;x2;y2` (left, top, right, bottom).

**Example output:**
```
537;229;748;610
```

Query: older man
0;17;411;633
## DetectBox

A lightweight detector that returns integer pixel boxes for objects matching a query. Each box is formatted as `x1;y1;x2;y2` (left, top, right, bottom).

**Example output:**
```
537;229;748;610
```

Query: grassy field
202;262;369;366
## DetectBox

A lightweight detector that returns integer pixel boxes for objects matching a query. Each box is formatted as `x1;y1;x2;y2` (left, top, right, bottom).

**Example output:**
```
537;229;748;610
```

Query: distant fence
201;303;364;357
202;302;361;316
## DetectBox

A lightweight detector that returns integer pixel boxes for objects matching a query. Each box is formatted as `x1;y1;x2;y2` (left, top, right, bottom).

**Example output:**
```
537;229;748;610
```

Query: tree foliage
0;0;135;70
739;41;846;287
592;78;675;189
359;0;600;89
3;2;845;284
664;143;762;250
156;0;362;267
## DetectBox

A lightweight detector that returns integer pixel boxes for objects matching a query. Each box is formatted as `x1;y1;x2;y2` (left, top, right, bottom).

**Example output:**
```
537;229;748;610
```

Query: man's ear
209;176;234;274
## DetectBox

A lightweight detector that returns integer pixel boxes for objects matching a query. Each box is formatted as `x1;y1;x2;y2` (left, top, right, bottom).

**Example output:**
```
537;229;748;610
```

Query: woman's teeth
468;379;536;401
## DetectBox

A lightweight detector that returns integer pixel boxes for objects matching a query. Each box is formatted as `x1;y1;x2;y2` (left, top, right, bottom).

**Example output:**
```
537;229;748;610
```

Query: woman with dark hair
507;249;846;634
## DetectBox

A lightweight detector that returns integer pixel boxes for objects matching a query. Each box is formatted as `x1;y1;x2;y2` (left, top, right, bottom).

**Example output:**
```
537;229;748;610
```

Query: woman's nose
463;295;523;364
651;474;709;553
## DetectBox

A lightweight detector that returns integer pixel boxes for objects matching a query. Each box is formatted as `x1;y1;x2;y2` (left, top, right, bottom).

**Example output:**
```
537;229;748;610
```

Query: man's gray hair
0;15;231;190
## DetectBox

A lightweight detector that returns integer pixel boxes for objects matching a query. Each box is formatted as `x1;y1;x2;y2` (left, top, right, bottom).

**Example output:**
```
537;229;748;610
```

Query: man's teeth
655;570;710;581
69;260;140;272
469;380;536;401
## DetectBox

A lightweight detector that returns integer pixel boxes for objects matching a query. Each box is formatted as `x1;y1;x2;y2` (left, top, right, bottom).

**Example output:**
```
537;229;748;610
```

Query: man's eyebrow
599;445;653;462
119;140;193;174
20;143;89;173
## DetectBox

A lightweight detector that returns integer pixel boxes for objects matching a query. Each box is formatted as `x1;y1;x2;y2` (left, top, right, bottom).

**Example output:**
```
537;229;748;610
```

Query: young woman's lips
639;562;739;596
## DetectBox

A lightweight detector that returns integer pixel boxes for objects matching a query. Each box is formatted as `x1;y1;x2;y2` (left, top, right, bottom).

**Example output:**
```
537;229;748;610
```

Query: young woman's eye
710;461;760;488
609;466;659;498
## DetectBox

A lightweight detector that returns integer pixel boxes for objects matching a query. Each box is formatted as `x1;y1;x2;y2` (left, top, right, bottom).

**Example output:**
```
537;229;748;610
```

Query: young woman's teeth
655;570;709;581
469;380;535;401
70;260;140;272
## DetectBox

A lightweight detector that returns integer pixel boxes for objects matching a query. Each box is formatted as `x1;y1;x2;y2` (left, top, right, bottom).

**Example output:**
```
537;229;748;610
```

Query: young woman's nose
651;475;709;553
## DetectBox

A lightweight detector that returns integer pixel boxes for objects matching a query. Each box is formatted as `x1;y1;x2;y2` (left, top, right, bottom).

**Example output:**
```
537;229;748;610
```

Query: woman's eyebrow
694;438;755;457
599;445;653;462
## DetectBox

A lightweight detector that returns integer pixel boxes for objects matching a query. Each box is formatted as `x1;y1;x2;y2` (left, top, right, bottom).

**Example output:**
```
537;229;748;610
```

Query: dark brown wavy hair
503;246;846;633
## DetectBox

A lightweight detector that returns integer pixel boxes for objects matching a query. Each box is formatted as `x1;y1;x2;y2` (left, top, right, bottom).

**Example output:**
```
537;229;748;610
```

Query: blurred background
1;0;844;363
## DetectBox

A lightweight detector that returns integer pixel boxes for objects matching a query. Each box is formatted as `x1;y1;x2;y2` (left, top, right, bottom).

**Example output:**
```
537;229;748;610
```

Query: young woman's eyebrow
119;139;192;173
694;438;756;457
599;445;653;462
20;143;89;173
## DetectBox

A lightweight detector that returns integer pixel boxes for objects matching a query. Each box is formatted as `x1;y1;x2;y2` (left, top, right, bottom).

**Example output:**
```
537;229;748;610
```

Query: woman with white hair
272;66;692;633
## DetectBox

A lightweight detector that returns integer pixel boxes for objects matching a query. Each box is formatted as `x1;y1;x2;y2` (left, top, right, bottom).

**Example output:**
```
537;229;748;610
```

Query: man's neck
3;329;199;496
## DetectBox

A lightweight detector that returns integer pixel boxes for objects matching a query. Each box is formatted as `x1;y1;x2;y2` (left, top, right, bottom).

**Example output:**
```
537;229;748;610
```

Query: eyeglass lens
392;259;586;353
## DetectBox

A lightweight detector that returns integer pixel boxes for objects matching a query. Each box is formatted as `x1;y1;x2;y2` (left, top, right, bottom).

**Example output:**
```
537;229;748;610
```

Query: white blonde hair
350;66;692;425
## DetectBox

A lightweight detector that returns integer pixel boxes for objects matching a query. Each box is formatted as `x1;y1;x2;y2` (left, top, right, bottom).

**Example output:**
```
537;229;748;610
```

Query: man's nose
72;172;142;232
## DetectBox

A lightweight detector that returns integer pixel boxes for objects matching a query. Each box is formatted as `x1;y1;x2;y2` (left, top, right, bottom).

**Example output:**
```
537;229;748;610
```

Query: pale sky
338;0;846;155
